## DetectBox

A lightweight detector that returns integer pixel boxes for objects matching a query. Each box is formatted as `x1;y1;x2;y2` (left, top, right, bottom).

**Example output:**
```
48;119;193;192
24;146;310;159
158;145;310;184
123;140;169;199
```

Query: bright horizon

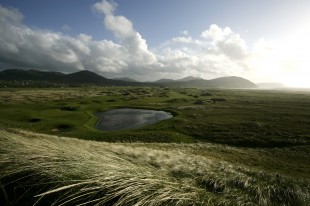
0;0;309;88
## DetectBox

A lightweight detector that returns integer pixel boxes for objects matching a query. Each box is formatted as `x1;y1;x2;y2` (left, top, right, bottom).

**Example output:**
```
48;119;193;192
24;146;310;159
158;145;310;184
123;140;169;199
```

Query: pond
95;108;173;131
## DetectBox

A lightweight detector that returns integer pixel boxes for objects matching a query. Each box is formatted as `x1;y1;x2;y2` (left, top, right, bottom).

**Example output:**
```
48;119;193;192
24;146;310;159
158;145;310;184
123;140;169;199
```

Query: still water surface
95;108;172;131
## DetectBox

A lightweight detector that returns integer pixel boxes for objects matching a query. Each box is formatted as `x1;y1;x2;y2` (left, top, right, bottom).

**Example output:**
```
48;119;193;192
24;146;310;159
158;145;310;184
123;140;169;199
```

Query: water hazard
95;108;172;131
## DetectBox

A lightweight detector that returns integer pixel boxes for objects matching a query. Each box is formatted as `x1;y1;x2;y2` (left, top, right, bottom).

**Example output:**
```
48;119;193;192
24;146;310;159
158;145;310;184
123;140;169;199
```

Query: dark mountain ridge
113;77;137;82
0;69;151;87
63;70;109;84
0;69;65;81
0;69;257;88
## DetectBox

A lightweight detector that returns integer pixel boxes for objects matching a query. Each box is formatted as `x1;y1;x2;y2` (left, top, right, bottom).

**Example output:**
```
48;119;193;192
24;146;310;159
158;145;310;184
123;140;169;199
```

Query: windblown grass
1;129;309;205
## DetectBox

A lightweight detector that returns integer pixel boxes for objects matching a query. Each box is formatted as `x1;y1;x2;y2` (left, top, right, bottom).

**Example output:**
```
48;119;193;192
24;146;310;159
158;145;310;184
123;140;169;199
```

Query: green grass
0;87;309;146
0;87;310;205
1;129;309;205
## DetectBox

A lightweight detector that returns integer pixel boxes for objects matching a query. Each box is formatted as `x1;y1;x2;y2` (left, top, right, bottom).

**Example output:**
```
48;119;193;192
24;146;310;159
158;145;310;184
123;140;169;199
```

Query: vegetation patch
60;106;79;111
0;87;310;205
166;98;192;103
194;99;212;105
54;124;74;132
0;87;309;146
210;97;226;102
0;129;309;206
28;118;41;123
200;92;213;96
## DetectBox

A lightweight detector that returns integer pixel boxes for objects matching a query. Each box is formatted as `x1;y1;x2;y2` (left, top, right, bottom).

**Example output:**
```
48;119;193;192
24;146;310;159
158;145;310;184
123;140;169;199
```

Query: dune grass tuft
0;129;309;205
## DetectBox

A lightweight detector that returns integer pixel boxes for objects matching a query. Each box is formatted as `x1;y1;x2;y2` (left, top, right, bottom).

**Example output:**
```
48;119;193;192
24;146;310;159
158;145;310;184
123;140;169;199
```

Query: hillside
154;78;175;83
62;70;110;84
158;76;257;88
177;76;203;82
0;69;65;81
208;76;257;88
113;77;137;82
1;87;310;205
0;69;152;87
154;76;203;83
1;129;309;205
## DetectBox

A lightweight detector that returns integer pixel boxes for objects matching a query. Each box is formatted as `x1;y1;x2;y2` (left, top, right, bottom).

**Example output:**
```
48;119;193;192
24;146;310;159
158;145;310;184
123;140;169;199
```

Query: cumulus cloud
153;24;250;80
0;2;253;81
180;30;189;36
0;5;23;25
93;0;156;65
0;1;291;83
0;1;157;77
201;24;232;40
171;36;202;45
0;4;127;73
201;24;247;59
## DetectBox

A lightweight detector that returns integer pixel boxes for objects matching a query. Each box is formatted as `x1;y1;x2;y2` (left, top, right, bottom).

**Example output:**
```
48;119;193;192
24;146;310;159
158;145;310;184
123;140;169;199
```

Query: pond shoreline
95;108;172;131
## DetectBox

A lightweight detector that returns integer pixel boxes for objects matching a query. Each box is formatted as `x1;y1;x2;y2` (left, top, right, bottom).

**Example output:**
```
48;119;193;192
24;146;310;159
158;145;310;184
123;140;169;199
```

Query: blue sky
0;0;310;87
2;0;309;45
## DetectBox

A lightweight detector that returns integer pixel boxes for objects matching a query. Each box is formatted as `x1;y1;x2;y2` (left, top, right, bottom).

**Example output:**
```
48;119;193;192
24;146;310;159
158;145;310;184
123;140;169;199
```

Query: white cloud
201;24;247;59
0;5;23;25
0;2;306;85
152;25;250;80
171;36;202;45
0;3;155;76
0;3;251;81
93;0;156;65
93;0;116;16
216;34;247;59
201;24;232;41
180;30;189;36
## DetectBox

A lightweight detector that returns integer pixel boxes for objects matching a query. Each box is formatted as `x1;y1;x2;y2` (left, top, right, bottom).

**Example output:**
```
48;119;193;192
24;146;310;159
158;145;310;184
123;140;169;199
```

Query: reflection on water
95;108;173;131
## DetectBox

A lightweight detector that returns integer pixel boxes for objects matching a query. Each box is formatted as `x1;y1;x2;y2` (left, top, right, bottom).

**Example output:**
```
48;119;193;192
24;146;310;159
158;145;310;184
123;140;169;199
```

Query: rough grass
1;87;310;147
1;129;309;205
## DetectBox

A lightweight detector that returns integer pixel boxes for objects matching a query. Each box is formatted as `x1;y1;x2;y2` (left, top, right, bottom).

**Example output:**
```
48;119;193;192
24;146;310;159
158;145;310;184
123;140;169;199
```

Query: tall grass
0;129;309;205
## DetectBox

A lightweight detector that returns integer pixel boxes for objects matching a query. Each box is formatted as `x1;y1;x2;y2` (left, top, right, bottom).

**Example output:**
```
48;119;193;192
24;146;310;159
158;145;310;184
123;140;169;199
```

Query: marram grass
0;129;309;205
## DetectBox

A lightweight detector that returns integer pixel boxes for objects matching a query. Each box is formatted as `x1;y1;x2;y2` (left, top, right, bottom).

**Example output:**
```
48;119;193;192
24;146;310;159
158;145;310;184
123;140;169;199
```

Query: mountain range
154;76;203;83
0;69;148;87
0;69;257;88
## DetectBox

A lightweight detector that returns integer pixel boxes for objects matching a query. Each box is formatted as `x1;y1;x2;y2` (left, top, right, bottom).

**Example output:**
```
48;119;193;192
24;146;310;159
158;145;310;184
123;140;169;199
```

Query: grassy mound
165;98;192;103
1;129;309;205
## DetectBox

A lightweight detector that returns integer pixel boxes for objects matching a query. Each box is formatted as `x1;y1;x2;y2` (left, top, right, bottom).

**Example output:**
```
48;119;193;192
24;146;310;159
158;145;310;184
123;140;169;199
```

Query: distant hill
154;76;203;83
155;78;175;83
113;77;137;82
62;70;109;84
177;76;203;82
0;69;257;88
208;76;257;88
158;76;257;89
0;69;65;81
0;69;151;87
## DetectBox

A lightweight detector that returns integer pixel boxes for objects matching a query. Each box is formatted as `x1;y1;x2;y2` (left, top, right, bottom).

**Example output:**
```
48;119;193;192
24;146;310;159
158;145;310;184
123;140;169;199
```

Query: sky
0;0;309;87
